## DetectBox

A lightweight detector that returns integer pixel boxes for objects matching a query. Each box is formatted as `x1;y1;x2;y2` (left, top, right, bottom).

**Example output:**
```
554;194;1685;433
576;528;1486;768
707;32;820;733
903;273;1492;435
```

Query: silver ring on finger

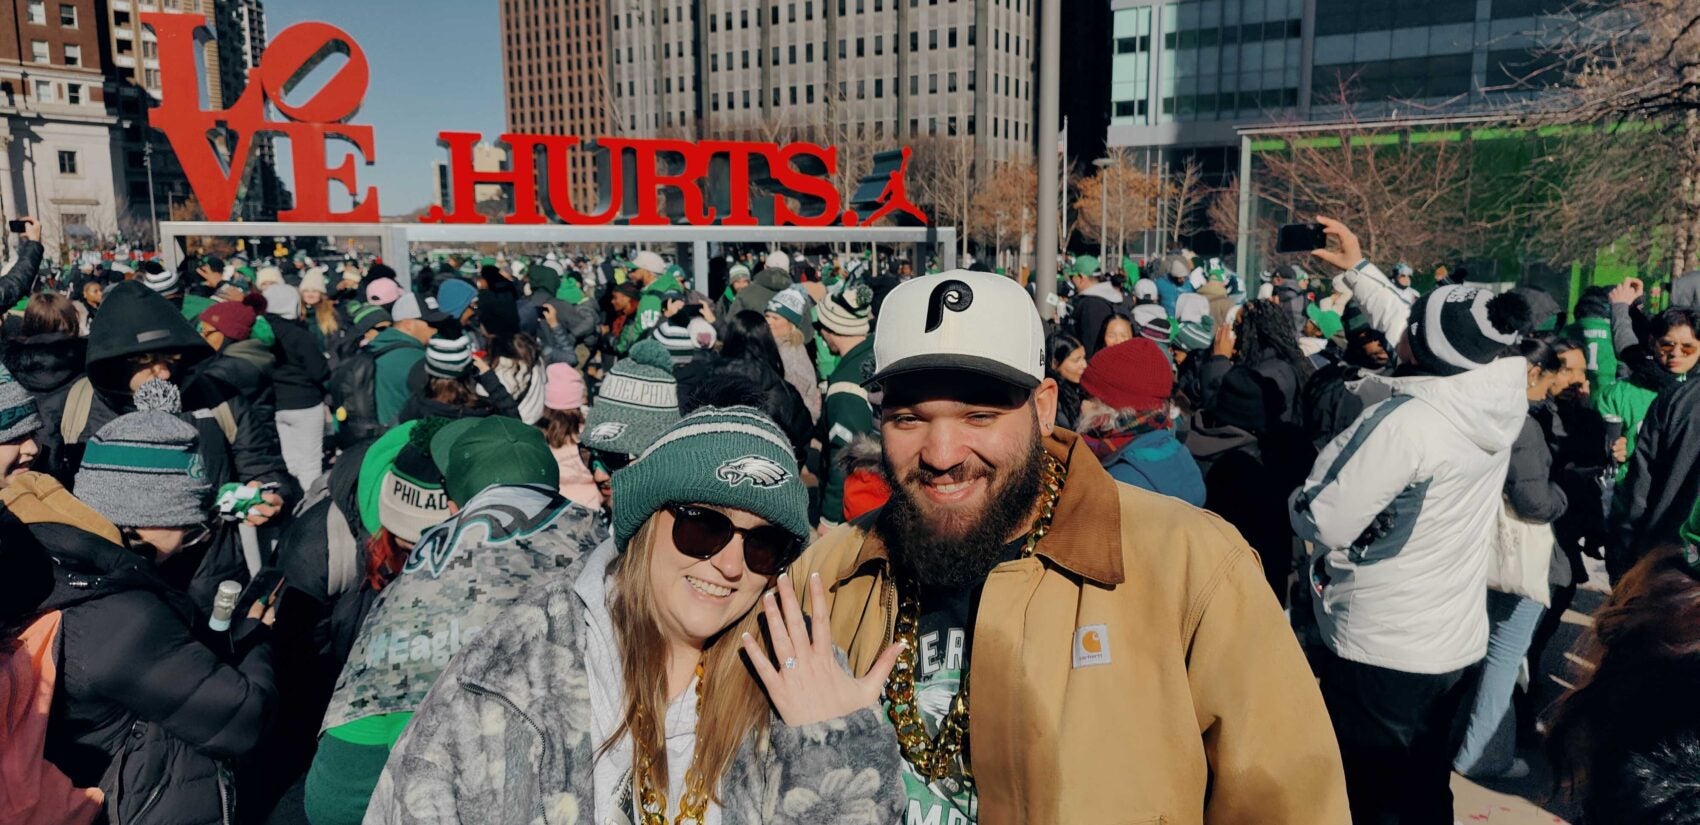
783;657;798;670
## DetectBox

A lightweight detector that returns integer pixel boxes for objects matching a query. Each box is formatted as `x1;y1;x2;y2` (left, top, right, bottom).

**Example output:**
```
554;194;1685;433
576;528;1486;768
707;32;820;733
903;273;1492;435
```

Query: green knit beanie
582;340;680;457
611;406;808;550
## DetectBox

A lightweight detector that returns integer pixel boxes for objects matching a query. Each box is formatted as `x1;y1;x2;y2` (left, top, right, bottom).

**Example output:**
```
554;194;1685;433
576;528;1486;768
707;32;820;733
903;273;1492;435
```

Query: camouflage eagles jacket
363;539;907;825
322;484;606;732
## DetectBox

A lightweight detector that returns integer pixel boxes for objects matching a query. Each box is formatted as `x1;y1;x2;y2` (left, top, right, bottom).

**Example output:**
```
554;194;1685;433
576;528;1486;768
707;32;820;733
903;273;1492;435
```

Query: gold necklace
634;661;712;825
883;453;1067;785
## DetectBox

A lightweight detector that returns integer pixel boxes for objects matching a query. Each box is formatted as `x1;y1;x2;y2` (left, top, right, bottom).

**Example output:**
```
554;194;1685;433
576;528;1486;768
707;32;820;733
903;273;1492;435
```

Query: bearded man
790;270;1348;825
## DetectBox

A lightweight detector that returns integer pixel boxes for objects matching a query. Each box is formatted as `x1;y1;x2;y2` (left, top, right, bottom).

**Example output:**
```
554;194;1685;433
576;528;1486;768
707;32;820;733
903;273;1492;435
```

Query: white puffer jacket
1290;357;1528;674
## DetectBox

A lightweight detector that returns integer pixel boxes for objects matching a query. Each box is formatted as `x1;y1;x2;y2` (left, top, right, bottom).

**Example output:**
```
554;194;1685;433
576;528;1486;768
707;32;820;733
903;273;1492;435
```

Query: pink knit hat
365;277;403;307
545;364;587;411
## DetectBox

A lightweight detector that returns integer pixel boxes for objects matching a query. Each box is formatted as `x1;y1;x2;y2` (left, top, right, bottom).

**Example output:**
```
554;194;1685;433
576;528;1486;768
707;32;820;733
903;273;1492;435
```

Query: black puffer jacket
1506;403;1569;525
675;352;814;460
30;521;276;825
1614;376;1700;579
2;331;85;471
1201;354;1308;428
265;314;330;411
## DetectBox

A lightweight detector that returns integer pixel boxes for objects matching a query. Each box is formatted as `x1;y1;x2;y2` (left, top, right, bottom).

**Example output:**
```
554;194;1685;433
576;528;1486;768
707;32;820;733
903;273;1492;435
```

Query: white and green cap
582;340;681;457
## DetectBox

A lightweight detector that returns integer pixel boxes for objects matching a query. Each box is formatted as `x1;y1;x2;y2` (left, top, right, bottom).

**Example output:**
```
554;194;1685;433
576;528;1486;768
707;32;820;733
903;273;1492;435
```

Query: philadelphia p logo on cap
716;455;791;489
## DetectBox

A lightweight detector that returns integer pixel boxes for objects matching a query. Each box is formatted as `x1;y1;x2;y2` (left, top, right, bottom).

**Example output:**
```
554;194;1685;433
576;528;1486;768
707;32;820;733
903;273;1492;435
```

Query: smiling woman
367;405;908;825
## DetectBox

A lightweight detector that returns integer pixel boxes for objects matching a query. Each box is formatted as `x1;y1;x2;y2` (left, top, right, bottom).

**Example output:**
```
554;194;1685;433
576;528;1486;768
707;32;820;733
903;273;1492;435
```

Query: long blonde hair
311;295;341;337
600;516;773;800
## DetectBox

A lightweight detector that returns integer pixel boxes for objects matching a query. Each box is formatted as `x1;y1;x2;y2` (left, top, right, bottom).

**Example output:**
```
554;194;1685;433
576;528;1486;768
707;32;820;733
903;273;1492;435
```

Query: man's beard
875;434;1047;589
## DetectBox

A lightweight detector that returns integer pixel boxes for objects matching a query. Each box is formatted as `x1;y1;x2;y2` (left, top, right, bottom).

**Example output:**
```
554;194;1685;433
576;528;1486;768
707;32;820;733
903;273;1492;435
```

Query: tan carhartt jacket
790;430;1350;825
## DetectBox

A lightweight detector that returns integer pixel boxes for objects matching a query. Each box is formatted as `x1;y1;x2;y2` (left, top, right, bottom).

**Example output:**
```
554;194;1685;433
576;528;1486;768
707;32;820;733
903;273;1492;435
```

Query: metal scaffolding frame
159;222;958;293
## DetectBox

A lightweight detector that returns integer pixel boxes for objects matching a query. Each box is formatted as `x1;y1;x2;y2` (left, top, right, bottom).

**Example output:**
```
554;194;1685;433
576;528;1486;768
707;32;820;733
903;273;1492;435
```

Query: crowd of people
1;207;1698;825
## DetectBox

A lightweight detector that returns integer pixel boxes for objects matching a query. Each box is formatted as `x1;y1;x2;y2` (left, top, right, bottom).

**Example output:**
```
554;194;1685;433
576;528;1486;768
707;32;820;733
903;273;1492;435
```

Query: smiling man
791;270;1347;825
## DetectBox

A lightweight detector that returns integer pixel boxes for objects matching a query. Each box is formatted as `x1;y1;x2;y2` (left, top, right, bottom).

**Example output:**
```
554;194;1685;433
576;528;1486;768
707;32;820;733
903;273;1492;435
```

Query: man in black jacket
1613;376;1700;580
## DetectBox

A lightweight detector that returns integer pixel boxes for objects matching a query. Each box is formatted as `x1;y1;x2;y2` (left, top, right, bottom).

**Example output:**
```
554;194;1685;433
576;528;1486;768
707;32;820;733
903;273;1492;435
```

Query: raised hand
1310;216;1364;272
741;571;904;727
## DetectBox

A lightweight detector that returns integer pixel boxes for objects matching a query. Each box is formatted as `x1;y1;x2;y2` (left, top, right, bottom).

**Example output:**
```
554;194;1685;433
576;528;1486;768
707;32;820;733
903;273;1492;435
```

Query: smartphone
7;219;26;233
1276;223;1328;254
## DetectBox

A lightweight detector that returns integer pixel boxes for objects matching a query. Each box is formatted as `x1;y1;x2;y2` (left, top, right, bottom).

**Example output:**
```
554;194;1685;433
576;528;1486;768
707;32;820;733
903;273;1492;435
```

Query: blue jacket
1154;277;1194;317
1101;428;1207;507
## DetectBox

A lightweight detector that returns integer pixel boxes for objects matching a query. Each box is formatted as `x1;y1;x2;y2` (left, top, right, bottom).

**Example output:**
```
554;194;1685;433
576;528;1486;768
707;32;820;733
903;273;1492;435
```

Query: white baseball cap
869;270;1045;390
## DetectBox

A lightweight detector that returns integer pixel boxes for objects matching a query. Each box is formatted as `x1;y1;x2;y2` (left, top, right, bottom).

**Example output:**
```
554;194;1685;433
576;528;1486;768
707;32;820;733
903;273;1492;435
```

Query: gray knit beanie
0;364;41;443
612;406;808;550
75;379;209;528
582;340;680;457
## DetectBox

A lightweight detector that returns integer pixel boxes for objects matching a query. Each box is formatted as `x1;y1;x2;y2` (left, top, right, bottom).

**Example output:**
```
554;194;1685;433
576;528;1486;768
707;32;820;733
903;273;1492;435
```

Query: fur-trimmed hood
2;332;85;394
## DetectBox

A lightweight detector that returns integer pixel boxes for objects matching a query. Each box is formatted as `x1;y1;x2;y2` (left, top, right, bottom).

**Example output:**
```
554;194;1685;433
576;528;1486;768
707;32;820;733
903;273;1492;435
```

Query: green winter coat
820;336;876;524
635;271;684;335
1596;365;1689;482
369;327;426;426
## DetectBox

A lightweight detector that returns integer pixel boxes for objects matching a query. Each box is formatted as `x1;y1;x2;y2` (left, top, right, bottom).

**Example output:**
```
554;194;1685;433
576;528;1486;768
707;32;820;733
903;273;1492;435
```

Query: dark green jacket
369;327;425;426
821;336;876;523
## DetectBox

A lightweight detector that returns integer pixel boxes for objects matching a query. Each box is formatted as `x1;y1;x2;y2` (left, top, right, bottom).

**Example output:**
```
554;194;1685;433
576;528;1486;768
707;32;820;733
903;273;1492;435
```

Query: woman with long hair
299;268;353;365
1452;334;1584;780
706;311;813;457
487;325;550;424
367;407;905;825
1047;333;1087;430
395;334;521;423
1202;298;1315;427
1547;533;1700;823
761;289;823;422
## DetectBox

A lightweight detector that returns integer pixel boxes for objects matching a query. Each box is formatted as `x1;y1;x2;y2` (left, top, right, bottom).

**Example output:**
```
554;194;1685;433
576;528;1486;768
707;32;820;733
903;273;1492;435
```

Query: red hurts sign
145;13;925;227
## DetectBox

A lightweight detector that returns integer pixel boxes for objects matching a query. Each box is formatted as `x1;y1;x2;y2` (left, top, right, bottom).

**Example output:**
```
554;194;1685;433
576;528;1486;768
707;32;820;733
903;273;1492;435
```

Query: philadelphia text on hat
145;12;928;228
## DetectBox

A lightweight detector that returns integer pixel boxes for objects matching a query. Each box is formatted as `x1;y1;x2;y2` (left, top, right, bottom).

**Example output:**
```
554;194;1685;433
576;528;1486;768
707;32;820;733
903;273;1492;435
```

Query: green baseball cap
431;416;559;504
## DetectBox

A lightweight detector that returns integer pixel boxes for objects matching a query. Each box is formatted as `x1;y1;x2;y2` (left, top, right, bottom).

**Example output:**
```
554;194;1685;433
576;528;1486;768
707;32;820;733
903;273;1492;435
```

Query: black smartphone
1276;223;1328;254
7;219;26;233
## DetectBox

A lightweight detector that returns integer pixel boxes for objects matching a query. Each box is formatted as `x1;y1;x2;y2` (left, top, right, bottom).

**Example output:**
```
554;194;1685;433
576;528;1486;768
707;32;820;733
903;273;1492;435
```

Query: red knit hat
1080;338;1173;411
199;301;257;341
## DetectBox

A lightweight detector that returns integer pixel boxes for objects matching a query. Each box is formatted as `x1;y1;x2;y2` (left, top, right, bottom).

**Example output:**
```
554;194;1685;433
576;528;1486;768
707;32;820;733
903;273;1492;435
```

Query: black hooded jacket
2;331;86;470
0;240;44;328
263;313;329;411
1614;376;1700;579
33;520;276;825
54;282;297;504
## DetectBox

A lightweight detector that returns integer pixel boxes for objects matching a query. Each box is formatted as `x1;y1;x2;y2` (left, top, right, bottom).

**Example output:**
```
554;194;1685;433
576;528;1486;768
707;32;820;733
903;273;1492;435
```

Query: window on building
839;39;846;59
773;87;781;105
948;28;957;48
928;117;937;135
33;79;53;101
928;73;938;93
790;86;798;104
857;79;865;99
59;3;76;26
26;0;44;24
788;45;796;64
806;1;813;20
856;37;864;57
806;43;814;62
788;2;796;22
742;50;750;68
66;82;80;104
710;53;717;70
57;150;77;175
910;75;918;95
910;117;918;135
929;30;938;49
740;9;748;28
968;25;976;45
31;40;49;63
910;31;919;51
948;72;957;92
874;78;883;98
875;35;883;55
772;46;779;64
807;85;815;103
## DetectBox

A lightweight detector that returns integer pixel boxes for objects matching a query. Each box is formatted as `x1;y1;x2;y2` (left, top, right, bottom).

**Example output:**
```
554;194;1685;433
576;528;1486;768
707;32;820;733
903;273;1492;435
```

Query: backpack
0;613;104;825
327;341;410;448
60;377;238;447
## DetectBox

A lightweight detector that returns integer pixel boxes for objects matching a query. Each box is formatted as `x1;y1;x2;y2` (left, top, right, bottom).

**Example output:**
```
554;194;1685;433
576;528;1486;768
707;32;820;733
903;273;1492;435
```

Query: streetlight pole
1093;157;1113;266
1034;0;1061;319
144;142;159;252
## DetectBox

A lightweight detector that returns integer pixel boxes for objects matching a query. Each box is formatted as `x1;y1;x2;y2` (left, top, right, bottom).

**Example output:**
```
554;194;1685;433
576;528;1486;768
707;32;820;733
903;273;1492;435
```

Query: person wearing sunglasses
368;406;906;825
11;378;281;825
1614;306;1700;581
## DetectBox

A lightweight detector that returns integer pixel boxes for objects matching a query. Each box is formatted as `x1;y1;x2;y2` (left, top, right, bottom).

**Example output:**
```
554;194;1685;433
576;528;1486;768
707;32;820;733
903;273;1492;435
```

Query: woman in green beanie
368;406;906;825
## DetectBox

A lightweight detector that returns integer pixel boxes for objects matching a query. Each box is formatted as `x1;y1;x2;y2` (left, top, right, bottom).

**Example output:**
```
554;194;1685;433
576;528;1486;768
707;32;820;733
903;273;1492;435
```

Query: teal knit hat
582;340;680;457
611;406;809;550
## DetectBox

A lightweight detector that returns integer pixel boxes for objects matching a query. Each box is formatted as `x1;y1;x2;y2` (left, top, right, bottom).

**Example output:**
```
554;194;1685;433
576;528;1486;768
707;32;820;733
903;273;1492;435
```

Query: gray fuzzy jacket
364;549;905;825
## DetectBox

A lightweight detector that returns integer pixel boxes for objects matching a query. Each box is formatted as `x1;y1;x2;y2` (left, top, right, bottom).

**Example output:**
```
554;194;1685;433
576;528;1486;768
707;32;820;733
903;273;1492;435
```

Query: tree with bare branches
908;133;976;259
1073;150;1161;265
969;161;1036;271
1162;156;1209;250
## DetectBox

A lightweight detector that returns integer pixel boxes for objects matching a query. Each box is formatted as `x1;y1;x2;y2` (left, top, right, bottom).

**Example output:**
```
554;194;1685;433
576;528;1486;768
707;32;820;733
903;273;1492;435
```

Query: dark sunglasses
665;503;801;577
583;447;634;475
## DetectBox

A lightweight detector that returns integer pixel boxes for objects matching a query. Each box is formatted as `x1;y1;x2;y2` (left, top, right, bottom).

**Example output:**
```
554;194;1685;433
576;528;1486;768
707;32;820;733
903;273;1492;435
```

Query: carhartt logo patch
715;455;791;488
1072;624;1111;668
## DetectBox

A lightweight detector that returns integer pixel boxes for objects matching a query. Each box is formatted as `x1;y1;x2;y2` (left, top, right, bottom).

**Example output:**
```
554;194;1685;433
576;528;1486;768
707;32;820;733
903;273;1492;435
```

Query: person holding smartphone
0;217;45;331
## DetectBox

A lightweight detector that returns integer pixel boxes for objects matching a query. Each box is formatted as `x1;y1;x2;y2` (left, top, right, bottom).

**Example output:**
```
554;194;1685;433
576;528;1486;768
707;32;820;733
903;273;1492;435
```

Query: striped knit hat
582;340;679;457
612;405;808;550
652;321;697;365
425;334;474;379
818;284;873;336
0;364;40;443
142;263;182;296
1407;285;1530;376
74;380;208;528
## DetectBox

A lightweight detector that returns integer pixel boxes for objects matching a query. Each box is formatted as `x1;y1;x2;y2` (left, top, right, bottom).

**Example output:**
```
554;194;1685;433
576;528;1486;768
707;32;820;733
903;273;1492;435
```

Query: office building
433;141;512;209
604;0;1036;163
0;0;124;259
500;0;613;208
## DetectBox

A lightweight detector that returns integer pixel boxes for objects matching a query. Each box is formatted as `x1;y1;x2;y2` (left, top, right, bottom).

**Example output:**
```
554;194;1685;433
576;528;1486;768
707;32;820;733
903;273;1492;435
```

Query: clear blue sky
265;0;505;214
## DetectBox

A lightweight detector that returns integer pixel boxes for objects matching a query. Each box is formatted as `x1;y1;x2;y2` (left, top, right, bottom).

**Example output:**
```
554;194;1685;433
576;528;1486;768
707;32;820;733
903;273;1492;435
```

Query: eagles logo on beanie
1407;285;1532;376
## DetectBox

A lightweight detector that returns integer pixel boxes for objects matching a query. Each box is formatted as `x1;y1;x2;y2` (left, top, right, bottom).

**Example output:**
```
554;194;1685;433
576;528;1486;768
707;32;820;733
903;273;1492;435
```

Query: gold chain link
882;453;1068;786
634;661;712;825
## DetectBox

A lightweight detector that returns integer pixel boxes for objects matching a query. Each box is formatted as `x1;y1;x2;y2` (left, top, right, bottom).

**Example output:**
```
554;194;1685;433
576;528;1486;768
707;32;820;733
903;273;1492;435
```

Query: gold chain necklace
883;453;1068;785
634;661;712;825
